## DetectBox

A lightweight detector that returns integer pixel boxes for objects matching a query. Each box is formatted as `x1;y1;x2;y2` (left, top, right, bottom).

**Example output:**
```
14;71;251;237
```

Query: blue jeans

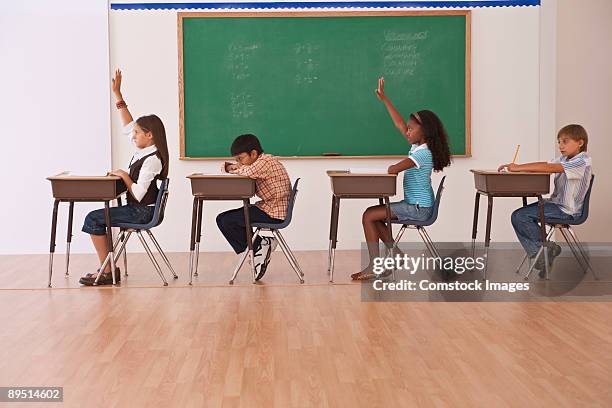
511;202;573;257
82;205;155;236
216;206;283;254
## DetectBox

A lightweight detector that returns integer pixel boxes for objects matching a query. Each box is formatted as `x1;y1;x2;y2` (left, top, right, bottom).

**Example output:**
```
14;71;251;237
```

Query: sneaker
255;237;278;281
252;246;266;279
536;243;562;278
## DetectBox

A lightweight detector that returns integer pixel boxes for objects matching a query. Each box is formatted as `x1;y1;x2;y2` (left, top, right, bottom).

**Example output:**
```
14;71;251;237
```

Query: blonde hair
558;124;588;152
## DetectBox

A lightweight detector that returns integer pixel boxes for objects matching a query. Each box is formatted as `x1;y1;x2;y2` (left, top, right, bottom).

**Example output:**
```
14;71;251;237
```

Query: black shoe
80;268;121;286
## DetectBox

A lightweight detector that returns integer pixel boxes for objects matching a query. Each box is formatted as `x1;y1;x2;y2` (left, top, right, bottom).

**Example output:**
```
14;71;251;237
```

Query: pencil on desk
512;144;520;163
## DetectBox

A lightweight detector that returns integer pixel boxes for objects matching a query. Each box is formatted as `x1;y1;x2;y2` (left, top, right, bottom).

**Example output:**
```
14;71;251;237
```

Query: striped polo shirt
403;143;434;207
548;152;592;215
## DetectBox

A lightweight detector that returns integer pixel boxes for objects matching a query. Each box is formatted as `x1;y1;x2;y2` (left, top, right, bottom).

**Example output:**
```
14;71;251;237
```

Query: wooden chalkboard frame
178;11;471;160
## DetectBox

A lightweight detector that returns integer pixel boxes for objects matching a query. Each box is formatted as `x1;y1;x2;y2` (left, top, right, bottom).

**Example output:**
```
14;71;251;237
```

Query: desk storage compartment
50;179;126;200
190;177;256;199
330;176;396;197
474;173;550;195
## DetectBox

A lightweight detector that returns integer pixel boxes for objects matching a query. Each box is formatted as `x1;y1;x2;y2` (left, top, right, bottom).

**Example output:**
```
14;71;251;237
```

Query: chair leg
146;230;178;279
515;253;529;275
276;230;305;278
116;230;131;258
388;225;408;281
559;228;594;278
273;230;304;284
136;231;168;286
516;227;555;274
416;227;432;257
564;227;598;280
229;230;260;285
524;224;556;280
417;227;437;260
393;225;407;250
524;244;546;280
421;227;442;259
274;230;304;277
99;230;131;273
123;245;128;277
118;230;128;276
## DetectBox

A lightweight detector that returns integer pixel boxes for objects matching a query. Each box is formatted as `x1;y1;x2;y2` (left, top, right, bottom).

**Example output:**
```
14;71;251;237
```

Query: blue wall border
111;1;541;11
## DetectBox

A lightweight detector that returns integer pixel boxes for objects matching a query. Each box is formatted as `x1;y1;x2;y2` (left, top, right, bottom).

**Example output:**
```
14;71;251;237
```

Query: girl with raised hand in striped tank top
354;78;451;281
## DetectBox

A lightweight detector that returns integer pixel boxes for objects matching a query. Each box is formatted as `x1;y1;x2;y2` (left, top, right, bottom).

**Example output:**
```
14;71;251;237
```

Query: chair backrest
251;178;299;230
149;178;170;228
427;175;446;225
571;174;594;224
279;178;300;227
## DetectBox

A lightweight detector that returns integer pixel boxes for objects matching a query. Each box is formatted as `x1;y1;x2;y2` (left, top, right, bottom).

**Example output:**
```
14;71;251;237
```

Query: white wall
1;3;565;255
109;5;548;254
556;0;612;242
0;0;111;254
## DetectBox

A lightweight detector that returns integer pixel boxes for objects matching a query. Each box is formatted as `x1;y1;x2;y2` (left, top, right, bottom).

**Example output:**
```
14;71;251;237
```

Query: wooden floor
0;251;611;407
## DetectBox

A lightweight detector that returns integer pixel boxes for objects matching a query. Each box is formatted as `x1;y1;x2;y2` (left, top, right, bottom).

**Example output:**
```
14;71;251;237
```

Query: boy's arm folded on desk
232;159;268;179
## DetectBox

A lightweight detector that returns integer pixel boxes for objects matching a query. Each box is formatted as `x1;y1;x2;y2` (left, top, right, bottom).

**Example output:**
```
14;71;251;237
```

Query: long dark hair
136;114;169;179
410;110;451;172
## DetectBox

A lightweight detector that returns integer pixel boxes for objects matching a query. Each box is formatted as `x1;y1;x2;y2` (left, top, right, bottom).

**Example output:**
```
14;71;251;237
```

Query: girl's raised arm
112;69;134;126
375;77;408;135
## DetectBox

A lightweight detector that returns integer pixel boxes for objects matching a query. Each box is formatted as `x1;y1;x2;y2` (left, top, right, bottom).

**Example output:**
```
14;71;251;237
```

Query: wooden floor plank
0;252;610;407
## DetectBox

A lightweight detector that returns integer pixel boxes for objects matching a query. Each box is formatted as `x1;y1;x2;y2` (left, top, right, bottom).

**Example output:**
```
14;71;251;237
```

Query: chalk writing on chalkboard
294;42;320;85
231;92;254;119
382;31;428;78
226;42;261;80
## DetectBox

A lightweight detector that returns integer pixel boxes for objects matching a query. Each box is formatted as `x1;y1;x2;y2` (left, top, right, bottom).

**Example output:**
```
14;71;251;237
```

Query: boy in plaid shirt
217;134;291;280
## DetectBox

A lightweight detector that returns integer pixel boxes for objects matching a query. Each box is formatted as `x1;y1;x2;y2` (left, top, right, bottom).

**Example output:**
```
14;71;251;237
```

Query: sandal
350;271;364;279
354;271;378;281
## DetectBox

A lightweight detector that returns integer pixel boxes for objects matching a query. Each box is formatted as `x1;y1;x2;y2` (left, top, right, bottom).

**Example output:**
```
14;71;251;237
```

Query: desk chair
230;178;304;284
391;177;446;273
97;178;178;286
519;175;598;280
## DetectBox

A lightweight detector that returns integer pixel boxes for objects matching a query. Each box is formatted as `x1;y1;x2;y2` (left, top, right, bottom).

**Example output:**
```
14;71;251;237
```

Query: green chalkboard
178;12;470;159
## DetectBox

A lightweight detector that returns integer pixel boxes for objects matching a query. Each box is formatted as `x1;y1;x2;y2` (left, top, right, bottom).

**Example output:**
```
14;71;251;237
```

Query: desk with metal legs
326;171;397;282
47;175;127;287
187;174;257;285
470;170;551;280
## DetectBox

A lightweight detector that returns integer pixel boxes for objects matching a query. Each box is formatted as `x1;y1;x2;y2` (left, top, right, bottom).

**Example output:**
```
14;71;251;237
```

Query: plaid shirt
233;154;291;220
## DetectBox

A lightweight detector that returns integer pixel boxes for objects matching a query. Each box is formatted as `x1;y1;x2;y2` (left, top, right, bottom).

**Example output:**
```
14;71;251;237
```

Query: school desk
187;174;257;284
326;171;397;282
470;170;551;279
46;174;127;287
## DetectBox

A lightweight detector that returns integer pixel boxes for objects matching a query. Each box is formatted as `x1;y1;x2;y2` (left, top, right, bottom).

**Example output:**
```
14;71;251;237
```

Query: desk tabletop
47;173;122;181
327;170;396;177
187;173;252;180
470;169;551;176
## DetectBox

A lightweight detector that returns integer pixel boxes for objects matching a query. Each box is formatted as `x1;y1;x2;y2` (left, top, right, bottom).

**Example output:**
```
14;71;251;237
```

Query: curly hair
410;110;452;172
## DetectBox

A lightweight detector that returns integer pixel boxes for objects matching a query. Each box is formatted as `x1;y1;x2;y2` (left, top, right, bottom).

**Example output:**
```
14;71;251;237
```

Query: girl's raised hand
111;69;123;96
375;77;385;100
